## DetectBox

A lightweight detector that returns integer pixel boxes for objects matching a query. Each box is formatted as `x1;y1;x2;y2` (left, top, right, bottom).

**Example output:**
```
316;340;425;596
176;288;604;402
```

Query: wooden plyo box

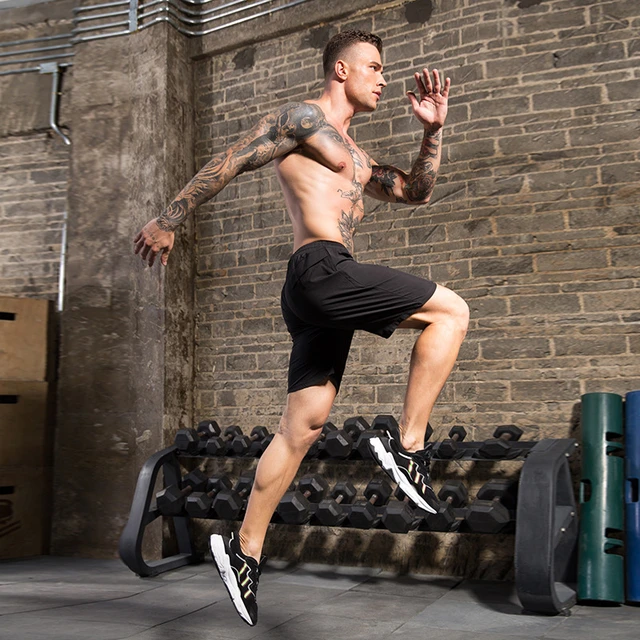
0;381;51;468
0;297;52;381
0;466;51;559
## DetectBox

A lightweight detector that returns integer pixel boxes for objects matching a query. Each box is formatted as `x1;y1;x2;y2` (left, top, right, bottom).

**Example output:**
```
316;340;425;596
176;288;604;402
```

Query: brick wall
193;0;640;442
0;134;68;300
0;0;72;302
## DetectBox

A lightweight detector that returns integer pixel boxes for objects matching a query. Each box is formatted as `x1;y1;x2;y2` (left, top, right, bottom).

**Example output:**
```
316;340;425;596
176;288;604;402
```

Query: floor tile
352;571;461;600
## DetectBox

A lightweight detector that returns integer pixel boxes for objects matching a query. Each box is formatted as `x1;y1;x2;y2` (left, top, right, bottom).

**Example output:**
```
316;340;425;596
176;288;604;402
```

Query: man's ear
334;59;349;82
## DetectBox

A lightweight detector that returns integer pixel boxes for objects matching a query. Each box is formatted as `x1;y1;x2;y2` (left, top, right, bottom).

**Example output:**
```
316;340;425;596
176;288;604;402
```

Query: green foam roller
578;392;624;603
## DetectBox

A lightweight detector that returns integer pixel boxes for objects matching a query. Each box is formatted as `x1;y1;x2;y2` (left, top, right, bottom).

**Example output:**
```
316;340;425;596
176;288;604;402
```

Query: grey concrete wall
52;24;196;558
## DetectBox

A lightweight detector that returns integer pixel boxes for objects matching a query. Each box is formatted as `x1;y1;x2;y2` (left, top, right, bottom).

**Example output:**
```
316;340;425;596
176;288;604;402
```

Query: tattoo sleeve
367;128;442;205
156;103;326;231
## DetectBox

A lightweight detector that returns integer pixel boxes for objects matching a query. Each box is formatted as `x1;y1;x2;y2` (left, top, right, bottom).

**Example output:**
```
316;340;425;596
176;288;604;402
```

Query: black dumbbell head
343;416;370;438
465;500;510;533
364;479;392;506
348;501;378;529
438;480;468;507
225;425;243;439
331;482;357;503
206;474;233;494
424;502;456;531
213;489;244;520
476;479;518;510
250;426;270;440
298;475;328;501
183;469;207;491
277;490;312;524
324;430;352;458
175;429;199;454
372;415;399;432
449;426;467;440
493;425;523;440
382;501;417;533
197;420;220;439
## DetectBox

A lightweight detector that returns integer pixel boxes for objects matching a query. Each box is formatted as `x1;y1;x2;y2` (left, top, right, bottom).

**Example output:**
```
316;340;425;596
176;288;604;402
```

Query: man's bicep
365;162;409;203
232;102;326;173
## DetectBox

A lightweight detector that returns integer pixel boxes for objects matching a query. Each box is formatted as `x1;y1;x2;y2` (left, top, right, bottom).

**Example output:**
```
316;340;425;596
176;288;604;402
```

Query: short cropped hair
322;29;383;77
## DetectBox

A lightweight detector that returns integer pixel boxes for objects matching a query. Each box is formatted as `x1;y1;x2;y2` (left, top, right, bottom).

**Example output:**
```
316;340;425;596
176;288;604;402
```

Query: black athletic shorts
280;240;437;394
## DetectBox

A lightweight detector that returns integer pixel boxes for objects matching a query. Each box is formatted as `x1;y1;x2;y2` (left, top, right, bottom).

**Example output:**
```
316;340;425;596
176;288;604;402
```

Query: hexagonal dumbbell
371;415;434;446
465;479;518;533
205;425;244;456
347;479;393;529
276;475;328;524
478;425;524;459
423;480;468;531
185;474;233;518
323;416;371;459
212;471;256;520
315;482;358;526
432;426;468;459
305;422;338;459
231;426;270;456
156;469;207;516
385;480;468;533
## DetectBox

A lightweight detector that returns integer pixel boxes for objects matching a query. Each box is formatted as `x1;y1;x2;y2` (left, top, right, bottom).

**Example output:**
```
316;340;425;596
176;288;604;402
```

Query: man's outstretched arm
365;68;449;205
134;102;325;267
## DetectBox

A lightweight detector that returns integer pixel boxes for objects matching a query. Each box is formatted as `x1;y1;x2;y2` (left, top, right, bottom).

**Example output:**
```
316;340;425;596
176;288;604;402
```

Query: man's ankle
238;530;262;562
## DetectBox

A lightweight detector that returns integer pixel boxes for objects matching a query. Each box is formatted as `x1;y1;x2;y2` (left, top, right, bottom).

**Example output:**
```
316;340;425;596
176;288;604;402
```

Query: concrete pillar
52;24;195;557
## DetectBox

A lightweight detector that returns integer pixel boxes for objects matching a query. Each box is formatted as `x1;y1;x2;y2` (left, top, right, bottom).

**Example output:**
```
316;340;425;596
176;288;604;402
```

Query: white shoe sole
209;535;254;626
369;437;437;514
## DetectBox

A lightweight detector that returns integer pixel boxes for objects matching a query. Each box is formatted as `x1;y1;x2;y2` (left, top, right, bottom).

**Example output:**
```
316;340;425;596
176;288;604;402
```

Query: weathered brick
482;338;552;360
472;256;534;277
536;249;608;272
583;289;640;312
510;293;582;315
511;380;581;401
555;336;627;356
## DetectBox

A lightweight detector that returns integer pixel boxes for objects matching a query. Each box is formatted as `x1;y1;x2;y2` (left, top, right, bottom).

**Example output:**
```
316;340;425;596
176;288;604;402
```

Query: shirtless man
134;30;469;626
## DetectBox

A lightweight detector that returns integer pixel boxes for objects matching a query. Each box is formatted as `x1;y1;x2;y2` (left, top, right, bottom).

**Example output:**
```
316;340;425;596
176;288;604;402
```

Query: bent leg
238;380;336;560
397;284;469;452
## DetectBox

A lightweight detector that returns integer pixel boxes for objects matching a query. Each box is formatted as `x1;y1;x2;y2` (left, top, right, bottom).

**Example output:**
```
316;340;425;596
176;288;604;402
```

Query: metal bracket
39;62;71;145
118;445;201;577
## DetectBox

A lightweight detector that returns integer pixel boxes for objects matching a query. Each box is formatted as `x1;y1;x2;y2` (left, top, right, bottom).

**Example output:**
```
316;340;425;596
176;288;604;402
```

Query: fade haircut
322;29;383;78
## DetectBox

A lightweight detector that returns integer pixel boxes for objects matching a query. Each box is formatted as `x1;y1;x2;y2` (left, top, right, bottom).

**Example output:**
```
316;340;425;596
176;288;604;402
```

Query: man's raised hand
407;68;450;132
133;218;175;268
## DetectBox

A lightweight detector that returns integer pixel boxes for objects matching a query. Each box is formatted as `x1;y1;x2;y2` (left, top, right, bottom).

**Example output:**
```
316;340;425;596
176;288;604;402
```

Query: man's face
340;42;387;112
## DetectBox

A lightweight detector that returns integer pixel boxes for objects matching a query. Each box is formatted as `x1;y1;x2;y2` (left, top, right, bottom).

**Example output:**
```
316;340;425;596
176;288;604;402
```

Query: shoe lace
412;444;433;476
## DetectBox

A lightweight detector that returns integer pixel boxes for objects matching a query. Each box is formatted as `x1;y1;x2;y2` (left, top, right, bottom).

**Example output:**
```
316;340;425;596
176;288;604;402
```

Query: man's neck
314;88;356;135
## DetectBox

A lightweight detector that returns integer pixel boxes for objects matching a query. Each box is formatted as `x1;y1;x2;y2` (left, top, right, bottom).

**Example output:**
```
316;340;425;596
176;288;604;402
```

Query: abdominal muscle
274;142;370;255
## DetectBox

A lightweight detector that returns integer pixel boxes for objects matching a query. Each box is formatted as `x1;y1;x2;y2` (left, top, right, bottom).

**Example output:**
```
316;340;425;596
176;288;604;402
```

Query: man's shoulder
271;101;327;140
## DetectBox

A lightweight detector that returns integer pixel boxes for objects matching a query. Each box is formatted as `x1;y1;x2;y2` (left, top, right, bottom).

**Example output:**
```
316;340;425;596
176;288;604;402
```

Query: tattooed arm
365;67;449;206
134;102;325;267
365;128;442;204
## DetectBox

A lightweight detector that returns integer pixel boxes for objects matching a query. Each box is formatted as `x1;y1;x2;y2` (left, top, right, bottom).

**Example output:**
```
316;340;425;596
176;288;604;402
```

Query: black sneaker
368;420;439;514
209;532;265;626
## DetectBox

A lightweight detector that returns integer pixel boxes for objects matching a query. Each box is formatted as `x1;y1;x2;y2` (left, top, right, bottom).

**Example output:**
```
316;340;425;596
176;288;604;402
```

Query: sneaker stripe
368;437;437;514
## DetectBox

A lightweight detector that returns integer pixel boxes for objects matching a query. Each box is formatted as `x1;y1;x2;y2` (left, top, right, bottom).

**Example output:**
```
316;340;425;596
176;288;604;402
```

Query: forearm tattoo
368;129;441;204
156;103;327;231
404;129;441;202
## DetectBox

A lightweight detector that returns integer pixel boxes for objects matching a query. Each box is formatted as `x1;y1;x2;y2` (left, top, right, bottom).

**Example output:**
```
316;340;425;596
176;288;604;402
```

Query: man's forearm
156;152;235;231
403;128;442;203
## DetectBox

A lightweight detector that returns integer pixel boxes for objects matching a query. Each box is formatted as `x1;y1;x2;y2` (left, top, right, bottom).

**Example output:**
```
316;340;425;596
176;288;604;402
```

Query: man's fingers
415;70;429;96
442;76;451;98
161;249;171;267
134;231;142;244
406;91;419;109
432;68;441;94
148;250;157;268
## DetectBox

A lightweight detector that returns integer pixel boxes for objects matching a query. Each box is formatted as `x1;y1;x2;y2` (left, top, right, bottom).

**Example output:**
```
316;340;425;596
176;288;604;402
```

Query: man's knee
450;293;470;337
278;384;335;450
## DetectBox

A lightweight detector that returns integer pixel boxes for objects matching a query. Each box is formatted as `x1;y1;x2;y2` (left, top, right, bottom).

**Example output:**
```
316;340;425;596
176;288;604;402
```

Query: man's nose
379;75;387;87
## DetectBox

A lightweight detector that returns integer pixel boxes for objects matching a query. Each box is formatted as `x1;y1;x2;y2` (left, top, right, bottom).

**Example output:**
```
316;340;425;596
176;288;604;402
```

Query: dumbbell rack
119;436;579;615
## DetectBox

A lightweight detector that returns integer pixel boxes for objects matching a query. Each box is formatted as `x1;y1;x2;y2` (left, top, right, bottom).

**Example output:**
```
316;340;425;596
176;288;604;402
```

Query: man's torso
274;101;372;254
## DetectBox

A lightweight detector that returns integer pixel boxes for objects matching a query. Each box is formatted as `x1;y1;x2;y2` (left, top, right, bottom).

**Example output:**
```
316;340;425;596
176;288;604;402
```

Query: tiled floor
0;556;638;639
